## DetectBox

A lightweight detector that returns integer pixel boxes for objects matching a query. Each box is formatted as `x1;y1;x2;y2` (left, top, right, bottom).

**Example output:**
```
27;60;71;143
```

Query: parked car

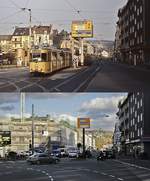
51;150;61;158
68;150;78;158
57;148;68;157
27;153;60;165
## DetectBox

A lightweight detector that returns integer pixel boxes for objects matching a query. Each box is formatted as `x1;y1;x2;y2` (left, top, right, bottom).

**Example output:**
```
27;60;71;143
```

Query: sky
0;0;127;40
0;93;127;131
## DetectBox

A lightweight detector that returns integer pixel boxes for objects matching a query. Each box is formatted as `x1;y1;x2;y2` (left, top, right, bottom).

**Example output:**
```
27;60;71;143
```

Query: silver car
27;153;60;164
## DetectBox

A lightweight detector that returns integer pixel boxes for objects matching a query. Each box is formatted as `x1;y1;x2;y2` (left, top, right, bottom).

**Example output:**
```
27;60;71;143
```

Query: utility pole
31;104;34;155
72;37;74;67
83;128;86;158
80;38;84;66
27;8;32;67
20;93;25;122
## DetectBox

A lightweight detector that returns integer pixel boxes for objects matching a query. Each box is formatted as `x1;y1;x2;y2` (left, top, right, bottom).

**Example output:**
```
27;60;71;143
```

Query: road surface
0;61;150;92
0;159;150;181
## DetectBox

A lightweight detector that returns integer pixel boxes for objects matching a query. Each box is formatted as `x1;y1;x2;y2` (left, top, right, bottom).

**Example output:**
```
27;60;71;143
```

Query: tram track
0;61;101;92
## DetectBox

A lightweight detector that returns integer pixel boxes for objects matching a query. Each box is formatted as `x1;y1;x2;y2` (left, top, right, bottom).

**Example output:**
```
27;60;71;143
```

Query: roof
13;25;52;36
0;35;12;41
13;27;29;36
32;25;52;34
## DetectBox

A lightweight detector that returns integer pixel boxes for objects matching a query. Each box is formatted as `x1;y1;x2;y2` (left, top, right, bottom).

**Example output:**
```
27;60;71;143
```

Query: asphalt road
0;60;150;92
0;62;100;92
86;61;150;92
0;159;150;181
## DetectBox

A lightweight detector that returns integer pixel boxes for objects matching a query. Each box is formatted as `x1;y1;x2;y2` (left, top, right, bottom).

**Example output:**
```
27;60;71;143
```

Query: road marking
93;170;99;174
49;67;90;91
115;160;150;171
118;178;124;181
101;172;106;175
75;66;101;92
109;175;115;178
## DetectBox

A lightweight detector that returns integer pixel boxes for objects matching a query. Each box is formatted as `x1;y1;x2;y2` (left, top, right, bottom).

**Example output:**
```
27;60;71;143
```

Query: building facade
113;122;121;152
0;116;60;155
0;35;12;53
116;0;150;65
117;93;150;158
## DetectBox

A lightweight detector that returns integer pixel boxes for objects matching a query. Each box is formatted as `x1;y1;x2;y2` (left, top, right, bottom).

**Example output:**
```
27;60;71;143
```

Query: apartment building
117;93;150;158
116;0;150;65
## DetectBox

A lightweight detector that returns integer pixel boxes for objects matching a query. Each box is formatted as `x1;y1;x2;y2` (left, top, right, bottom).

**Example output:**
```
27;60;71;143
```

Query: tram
29;48;72;75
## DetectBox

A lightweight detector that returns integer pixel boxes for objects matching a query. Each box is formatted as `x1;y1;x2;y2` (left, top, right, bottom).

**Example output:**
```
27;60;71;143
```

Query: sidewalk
117;157;150;169
115;61;150;72
0;65;28;71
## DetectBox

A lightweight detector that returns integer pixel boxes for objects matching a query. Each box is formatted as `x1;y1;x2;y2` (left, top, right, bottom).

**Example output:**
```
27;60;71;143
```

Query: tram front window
32;53;47;62
41;53;47;61
32;53;41;62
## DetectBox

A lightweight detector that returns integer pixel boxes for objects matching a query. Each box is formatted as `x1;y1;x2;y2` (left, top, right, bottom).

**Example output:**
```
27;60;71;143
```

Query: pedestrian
73;55;77;69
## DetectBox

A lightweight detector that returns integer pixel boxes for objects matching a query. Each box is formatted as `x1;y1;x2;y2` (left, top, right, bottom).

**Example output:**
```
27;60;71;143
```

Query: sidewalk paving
0;65;28;70
117;158;150;169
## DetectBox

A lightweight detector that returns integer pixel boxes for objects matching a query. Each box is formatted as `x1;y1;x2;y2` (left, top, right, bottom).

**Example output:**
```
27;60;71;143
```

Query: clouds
26;93;78;100
78;95;125;131
79;96;123;117
0;105;15;111
0;93;126;131
0;93;19;105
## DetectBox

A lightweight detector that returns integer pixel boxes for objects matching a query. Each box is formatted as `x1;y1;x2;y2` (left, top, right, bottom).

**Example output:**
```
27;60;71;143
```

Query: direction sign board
0;131;11;147
72;20;93;38
77;118;90;129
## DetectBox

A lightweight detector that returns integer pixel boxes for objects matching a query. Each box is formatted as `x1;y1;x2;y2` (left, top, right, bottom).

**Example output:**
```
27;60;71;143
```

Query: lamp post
31;104;34;155
21;8;32;66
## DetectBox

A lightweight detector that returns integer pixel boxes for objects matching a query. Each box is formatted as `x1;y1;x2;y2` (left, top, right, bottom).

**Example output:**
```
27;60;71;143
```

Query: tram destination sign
71;20;93;38
0;131;11;147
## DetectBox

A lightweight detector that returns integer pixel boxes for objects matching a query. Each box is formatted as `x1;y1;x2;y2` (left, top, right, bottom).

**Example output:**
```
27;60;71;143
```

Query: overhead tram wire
9;0;21;9
24;0;30;8
63;0;84;19
0;10;23;23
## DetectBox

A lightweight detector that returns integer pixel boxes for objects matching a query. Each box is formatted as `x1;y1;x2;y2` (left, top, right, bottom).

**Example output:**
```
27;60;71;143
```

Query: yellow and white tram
29;48;72;75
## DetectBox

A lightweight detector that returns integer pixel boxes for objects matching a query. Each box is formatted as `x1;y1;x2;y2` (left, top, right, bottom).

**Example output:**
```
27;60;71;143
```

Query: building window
141;128;143;136
135;111;137;118
140;113;143;122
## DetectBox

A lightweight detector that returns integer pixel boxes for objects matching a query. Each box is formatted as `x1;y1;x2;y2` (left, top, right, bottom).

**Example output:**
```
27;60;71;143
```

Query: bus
29;48;72;75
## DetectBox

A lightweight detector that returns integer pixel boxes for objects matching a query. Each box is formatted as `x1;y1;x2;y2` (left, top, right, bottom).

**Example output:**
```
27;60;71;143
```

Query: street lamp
21;8;32;66
31;104;34;155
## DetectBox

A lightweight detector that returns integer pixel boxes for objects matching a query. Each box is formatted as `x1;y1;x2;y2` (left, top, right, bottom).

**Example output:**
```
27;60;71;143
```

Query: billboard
72;20;93;38
0;131;11;147
77;118;90;129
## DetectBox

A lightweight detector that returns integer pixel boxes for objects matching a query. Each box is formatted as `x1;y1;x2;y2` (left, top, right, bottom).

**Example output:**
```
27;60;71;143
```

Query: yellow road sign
72;20;93;38
77;118;91;129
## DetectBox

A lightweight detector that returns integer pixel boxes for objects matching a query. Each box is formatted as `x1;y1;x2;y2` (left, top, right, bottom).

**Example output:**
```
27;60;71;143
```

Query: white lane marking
74;66;100;92
118;178;124;181
53;88;61;92
115;160;150;171
93;170;99;174
49;67;89;91
49;72;75;80
109;175;115;178
101;172;107;176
